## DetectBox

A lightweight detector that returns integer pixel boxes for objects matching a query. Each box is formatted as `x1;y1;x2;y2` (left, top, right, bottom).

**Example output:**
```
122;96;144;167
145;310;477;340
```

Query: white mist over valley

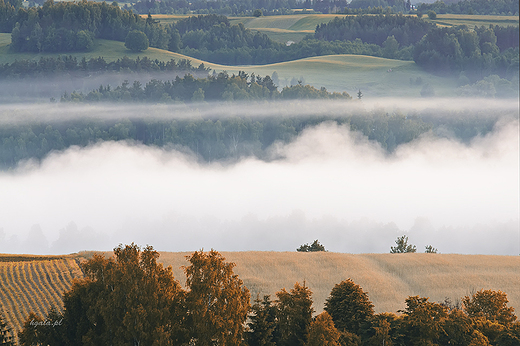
0;100;518;255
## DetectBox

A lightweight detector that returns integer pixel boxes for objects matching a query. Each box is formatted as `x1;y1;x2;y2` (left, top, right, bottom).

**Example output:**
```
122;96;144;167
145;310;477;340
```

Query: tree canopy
324;278;375;335
125;30;149;52
184;249;251;345
297;240;326;252
390;235;417;253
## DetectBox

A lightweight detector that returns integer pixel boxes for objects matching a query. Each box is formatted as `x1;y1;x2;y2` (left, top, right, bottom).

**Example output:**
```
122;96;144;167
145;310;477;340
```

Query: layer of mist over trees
6;244;519;346
2;105;506;169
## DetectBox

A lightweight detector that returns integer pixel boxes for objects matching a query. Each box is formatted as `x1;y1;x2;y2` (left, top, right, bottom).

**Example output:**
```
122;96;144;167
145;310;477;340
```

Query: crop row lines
0;259;84;343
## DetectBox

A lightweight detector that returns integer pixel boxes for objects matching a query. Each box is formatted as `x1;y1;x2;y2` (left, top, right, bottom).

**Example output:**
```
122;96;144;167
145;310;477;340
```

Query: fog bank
1;98;518;124
1;118;518;255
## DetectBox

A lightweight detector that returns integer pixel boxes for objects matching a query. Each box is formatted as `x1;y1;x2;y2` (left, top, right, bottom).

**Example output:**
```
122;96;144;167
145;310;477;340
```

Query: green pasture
219;54;458;98
0;32;458;97
0;34;209;66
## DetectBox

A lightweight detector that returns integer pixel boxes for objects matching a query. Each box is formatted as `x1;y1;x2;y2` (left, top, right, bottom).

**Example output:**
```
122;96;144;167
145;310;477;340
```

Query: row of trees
314;14;435;48
129;0;412;15
131;0;302;15
0;56;208;79
5;244;518;345
417;0;519;16
3;0;168;52
59;72;351;103
413;24;519;78
2;1;518;80
2;107;502;169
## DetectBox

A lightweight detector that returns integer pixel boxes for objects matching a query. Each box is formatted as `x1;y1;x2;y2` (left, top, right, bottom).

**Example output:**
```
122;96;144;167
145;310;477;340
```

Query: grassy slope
0;33;455;97
0;256;84;344
156;252;520;315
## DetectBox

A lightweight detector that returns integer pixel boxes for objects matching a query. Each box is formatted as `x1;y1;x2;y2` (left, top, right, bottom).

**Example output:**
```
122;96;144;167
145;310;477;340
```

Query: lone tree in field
125;30;149;52
390;235;417;253
297;240;326;252
184;249;251;345
324;278;374;336
425;245;438;253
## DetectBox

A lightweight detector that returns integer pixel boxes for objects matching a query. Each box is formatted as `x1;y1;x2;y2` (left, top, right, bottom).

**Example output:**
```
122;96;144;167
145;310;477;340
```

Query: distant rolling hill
0;33;456;97
1;252;519;343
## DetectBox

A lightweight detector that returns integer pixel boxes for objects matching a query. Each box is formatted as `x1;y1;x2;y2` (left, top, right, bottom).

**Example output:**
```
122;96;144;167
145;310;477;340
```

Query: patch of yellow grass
157;252;520;315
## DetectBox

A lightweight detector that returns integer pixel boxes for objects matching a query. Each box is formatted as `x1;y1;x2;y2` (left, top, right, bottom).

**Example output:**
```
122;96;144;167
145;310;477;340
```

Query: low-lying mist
0;100;518;255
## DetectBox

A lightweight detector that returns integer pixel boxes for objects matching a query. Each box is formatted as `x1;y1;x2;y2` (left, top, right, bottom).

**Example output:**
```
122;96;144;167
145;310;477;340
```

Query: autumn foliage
17;244;519;346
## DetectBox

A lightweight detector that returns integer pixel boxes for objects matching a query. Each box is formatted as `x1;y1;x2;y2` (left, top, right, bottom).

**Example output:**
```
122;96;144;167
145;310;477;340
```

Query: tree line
417;0;519;16
0;56;208;79
2;243;517;345
314;14;435;48
2;1;518;81
1;0;168;52
413;24;519;79
131;0;302;16
59;71;351;103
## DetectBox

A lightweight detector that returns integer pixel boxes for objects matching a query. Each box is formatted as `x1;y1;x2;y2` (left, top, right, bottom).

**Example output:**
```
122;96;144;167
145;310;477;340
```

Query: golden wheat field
1;252;519;342
0;256;83;343
156;252;520;315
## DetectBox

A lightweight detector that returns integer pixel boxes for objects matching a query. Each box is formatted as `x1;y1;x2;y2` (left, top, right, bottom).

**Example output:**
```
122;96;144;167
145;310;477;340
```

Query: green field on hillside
0;33;457;97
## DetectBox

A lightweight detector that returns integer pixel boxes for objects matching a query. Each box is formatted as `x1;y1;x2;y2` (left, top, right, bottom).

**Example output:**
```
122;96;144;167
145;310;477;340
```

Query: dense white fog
0;100;518;255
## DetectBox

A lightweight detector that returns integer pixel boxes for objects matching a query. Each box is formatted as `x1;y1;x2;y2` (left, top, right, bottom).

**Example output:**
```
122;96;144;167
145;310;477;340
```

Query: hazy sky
0;100;518;255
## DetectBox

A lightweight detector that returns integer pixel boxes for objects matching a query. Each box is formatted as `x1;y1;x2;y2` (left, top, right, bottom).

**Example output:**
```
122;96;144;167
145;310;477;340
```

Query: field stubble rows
0;258;83;343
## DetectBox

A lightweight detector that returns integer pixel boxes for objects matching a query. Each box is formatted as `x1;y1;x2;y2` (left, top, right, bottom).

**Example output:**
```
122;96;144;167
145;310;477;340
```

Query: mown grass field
0;256;84;344
0;33;455;97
